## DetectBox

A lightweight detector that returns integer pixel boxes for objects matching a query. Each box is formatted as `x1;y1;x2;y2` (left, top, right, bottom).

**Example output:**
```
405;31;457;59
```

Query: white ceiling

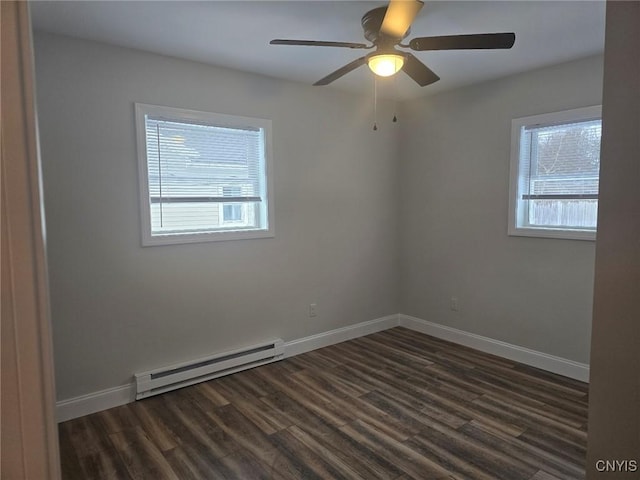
30;1;606;100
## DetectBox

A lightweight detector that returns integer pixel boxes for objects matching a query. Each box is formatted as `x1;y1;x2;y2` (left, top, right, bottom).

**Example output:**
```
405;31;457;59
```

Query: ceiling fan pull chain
373;74;378;131
392;70;398;123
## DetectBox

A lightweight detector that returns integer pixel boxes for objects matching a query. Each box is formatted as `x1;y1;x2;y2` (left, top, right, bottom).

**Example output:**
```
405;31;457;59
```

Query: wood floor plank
58;421;88;480
470;361;588;399
227;394;294;435
352;335;437;370
423;363;547;407
277;371;361;425
290;364;428;442
93;404;140;435
460;367;589;417
292;366;369;399
517;428;587;465
183;371;293;436
162;444;232;480
363;388;468;430
259;389;346;435
108;426;179;480
473;394;587;437
219;450;279;480
374;373;528;437
286;424;401;480
59;327;589;480
405;433;502;480
60;416;132;480
163;389;241;459
294;422;406;479
194;381;230;407
412;421;539;480
284;348;344;371
270;427;365;479
530;470;564;480
340;419;453;479
461;421;585;480
128;398;178;452
138;391;238;461
382;328;513;373
330;361;394;392
203;403;280;466
512;363;589;393
376;328;442;354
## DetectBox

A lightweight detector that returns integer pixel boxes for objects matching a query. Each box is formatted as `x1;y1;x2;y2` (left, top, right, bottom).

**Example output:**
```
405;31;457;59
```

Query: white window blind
509;106;602;240
136;104;273;245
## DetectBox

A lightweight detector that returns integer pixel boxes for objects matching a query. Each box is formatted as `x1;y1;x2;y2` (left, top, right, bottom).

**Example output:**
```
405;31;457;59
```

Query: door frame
1;1;61;478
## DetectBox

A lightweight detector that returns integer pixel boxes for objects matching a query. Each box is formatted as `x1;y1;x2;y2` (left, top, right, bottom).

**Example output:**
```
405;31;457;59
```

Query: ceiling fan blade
270;39;369;49
314;56;368;86
380;0;424;39
402;53;439;86
409;33;516;51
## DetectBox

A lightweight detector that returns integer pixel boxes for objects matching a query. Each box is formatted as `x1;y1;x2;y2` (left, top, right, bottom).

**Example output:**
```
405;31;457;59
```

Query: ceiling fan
270;0;515;87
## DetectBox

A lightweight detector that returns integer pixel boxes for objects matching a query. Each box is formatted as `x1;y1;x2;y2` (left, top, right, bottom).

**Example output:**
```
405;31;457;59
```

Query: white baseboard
283;314;400;358
399;314;590;382
56;312;589;422
56;383;134;423
55;314;400;422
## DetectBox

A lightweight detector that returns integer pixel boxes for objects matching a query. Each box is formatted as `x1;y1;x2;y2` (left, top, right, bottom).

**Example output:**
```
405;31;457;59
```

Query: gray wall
35;31;605;402
398;55;603;364
34;33;400;401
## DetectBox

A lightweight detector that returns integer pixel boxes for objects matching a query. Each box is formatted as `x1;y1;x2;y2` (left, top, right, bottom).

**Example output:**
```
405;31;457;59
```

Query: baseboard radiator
134;339;284;400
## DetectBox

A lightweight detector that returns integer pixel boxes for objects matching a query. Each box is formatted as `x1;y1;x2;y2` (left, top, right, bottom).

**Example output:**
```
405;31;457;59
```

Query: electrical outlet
450;296;459;312
308;303;317;317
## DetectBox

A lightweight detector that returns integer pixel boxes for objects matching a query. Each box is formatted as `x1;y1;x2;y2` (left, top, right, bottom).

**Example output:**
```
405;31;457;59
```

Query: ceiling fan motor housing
362;7;410;44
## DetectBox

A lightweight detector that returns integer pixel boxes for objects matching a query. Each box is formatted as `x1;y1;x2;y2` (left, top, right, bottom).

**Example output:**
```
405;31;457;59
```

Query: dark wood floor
58;327;589;479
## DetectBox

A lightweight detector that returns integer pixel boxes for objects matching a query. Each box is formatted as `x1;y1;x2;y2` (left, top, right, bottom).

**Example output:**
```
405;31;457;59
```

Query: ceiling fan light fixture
368;53;405;77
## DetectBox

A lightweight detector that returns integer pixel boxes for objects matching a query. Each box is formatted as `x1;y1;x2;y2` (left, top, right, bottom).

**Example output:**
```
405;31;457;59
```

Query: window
508;105;602;240
221;186;245;224
135;104;273;245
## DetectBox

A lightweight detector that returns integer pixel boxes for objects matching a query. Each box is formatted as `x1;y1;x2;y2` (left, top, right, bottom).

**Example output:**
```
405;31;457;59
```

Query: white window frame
508;105;602;241
135;103;274;246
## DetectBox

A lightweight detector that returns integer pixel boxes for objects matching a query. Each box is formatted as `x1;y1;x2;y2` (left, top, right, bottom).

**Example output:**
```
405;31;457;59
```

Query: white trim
399;314;590;382
283;314;400;358
56;384;135;423
508;226;596;241
55;312;590;422
139;229;275;246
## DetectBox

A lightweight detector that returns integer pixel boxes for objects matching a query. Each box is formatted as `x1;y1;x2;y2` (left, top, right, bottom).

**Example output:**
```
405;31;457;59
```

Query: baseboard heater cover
134;339;284;400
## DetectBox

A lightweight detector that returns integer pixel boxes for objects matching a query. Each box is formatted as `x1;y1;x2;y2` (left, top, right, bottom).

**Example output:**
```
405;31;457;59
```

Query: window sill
508;226;596;241
142;228;274;247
